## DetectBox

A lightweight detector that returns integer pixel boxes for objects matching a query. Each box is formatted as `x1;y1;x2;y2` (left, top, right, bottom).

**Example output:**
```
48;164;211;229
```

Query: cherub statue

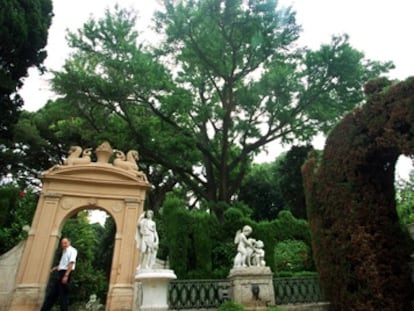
85;294;103;311
233;225;254;268
252;240;266;267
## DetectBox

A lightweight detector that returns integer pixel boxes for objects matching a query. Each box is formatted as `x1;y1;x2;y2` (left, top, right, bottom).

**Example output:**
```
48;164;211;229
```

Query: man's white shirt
58;245;77;271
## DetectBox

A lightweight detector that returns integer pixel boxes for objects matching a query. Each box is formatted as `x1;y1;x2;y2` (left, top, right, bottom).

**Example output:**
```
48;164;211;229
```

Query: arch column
9;192;63;310
106;198;143;310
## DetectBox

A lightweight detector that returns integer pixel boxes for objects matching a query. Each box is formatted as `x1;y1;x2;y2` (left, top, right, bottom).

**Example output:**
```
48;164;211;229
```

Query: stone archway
8;142;151;311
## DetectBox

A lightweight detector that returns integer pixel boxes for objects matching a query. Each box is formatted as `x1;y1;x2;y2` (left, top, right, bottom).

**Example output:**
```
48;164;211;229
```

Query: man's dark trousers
40;270;71;311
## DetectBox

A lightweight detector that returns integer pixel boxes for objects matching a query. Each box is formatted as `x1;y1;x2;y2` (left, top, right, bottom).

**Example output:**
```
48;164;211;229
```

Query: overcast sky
19;0;414;111
18;0;414;178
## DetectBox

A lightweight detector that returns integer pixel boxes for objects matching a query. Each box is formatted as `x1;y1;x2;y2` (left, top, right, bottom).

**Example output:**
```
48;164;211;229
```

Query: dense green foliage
93;216;116;277
0;185;37;254
238;145;314;220
239;159;286;221
273;239;312;273
1;109;67;186
161;194;312;278
396;171;414;225
277;145;313;219
253;210;312;273
303;77;414;310
161;194;215;278
43;212;115;306
49;2;392;220
0;0;53;175
58;212;110;304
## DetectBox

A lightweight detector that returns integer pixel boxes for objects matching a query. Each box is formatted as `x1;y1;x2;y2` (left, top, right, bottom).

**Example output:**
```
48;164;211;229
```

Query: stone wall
0;241;25;311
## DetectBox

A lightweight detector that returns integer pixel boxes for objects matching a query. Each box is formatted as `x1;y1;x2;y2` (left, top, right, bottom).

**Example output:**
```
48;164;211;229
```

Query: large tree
238;157;286;221
239;145;314;221
277;145;314;219
0;0;53;141
52;1;392;220
1;101;80;186
0;0;53;182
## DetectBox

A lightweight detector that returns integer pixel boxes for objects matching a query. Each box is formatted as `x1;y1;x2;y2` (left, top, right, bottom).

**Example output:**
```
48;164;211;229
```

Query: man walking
41;237;78;311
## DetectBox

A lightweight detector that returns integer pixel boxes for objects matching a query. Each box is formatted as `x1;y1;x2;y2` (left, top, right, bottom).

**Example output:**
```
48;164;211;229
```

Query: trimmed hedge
303;77;414;310
162;194;313;278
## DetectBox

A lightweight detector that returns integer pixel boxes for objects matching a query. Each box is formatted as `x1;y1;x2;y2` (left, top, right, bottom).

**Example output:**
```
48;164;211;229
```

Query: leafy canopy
51;1;392;219
0;0;52;141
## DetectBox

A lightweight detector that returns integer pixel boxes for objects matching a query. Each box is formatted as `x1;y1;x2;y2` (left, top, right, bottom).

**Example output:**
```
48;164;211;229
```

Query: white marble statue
233;225;253;267
136;210;159;269
251;240;266;267
233;226;266;268
85;294;103;311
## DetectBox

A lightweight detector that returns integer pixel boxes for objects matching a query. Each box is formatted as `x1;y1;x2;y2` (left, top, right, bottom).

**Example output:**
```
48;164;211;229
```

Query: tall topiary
188;211;216;278
303;77;414;310
161;194;192;278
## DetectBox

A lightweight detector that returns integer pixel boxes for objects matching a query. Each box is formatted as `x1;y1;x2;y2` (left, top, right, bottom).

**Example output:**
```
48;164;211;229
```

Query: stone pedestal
228;266;275;310
134;269;176;311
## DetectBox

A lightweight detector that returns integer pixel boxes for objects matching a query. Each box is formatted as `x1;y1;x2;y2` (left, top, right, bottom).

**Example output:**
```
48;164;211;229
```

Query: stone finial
95;141;113;164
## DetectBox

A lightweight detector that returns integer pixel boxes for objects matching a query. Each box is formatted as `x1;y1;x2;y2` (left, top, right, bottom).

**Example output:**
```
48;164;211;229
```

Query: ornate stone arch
9;142;151;311
303;78;414;310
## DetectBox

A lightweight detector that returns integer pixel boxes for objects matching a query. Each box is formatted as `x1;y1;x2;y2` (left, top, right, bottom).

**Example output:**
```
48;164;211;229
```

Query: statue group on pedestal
233;225;266;268
134;209;266;271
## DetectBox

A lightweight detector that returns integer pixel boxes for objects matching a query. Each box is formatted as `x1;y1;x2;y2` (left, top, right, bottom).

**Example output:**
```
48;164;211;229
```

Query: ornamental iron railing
168;276;324;309
168;279;230;310
273;276;323;304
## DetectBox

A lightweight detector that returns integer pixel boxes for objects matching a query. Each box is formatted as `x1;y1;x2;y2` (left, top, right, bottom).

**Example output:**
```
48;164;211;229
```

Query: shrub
253;210;312;270
396;172;414;226
218;301;246;311
273;239;312;273
0;185;37;254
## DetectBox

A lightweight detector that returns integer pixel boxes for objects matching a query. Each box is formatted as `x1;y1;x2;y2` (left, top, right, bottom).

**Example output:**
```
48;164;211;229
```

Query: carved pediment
40;142;150;188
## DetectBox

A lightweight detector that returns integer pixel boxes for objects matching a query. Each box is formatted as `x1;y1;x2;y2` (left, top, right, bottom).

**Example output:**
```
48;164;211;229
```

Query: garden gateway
7;142;151;311
2;141;327;311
